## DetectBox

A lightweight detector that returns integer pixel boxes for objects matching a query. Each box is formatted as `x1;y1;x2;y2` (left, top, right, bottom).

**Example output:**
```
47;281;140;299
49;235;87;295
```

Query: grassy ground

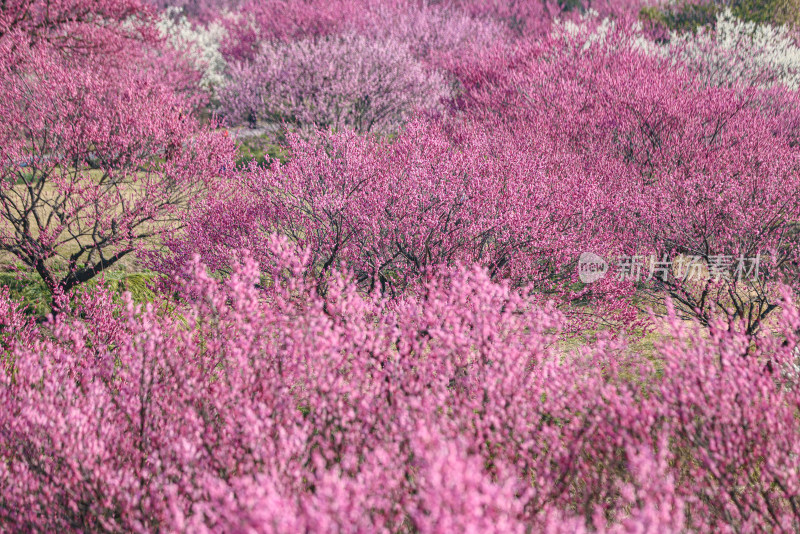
233;131;289;167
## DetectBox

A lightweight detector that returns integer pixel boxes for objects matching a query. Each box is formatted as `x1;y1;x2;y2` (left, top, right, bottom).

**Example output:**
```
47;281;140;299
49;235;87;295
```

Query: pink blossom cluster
3;239;800;531
177;26;800;332
181;23;800;331
210;0;585;130
217;0;381;61
218;33;449;134
159;116;641;331
453;27;800;332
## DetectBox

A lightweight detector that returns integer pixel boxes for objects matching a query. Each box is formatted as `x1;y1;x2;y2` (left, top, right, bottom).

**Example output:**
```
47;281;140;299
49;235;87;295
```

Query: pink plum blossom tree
0;0;236;300
218;33;449;134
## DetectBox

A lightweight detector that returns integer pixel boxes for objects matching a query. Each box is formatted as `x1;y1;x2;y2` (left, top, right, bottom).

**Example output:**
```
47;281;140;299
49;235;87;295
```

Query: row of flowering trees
2;0;800;531
162;23;800;335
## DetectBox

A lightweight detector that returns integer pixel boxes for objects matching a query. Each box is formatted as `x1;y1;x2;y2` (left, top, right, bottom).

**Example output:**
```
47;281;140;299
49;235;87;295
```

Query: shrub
454;0;644;36
361;3;509;69
161;118;628;311
0;0;155;54
146;0;243;21
218;33;449;134
218;0;379;61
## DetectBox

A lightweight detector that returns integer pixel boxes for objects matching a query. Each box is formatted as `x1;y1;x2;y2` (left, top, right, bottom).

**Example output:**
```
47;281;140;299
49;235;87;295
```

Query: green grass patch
0;270;159;318
236;134;289;168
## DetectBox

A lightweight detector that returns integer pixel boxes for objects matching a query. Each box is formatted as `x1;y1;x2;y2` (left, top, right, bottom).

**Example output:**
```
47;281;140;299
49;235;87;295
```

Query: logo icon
577;252;608;284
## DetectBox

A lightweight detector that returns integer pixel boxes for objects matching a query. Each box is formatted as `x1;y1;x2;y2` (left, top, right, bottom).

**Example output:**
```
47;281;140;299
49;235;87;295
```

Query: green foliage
0;270;158;318
90;272;158;304
640;2;719;34
558;0;584;12
730;0;800;26
0;272;52;317
235;134;289;168
640;0;800;34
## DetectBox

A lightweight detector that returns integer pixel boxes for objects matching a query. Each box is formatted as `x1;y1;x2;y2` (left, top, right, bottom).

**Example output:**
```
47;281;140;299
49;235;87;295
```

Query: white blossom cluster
552;9;615;48
553;8;800;90
666;9;800;90
157;7;228;94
